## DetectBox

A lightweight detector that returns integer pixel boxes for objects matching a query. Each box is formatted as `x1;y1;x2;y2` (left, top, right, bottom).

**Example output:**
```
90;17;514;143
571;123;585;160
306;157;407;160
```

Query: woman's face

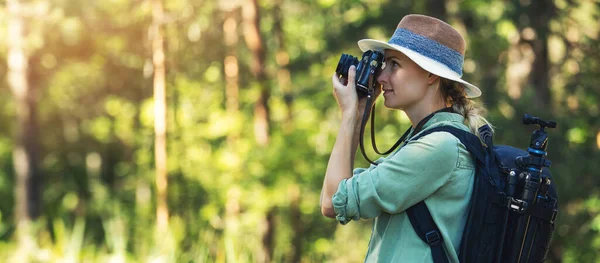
377;49;432;110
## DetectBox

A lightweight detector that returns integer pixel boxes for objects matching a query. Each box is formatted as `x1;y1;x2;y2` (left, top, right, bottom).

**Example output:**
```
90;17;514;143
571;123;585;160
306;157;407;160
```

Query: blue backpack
406;124;558;263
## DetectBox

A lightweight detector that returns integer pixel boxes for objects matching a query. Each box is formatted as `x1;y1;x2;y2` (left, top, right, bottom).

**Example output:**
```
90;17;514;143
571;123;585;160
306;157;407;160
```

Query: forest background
0;0;599;262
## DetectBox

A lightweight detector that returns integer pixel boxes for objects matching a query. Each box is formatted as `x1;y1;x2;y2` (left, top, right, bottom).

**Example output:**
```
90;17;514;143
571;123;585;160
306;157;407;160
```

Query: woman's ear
427;73;440;85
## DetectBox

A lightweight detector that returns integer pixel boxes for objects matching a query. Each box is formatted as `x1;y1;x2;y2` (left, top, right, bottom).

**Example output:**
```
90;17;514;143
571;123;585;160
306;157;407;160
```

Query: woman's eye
381;60;399;70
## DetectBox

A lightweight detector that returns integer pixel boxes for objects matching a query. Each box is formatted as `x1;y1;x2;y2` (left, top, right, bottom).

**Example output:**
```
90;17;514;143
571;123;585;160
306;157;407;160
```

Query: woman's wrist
342;107;358;121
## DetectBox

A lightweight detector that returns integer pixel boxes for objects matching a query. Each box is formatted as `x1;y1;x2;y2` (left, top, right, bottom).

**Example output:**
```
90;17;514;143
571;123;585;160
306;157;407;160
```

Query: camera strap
370;106;411;155
358;94;454;165
358;92;410;165
358;93;381;165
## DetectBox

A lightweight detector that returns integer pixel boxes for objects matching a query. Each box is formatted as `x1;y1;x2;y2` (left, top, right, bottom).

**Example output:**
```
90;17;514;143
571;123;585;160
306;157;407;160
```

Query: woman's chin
382;97;394;108
383;99;406;110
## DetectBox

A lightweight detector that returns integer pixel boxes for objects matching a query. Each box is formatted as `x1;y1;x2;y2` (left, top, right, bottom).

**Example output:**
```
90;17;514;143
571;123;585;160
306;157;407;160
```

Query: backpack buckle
425;230;442;245
508;197;528;213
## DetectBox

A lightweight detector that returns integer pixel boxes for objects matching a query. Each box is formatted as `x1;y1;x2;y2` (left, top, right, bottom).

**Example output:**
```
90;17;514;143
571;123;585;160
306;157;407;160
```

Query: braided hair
439;78;494;137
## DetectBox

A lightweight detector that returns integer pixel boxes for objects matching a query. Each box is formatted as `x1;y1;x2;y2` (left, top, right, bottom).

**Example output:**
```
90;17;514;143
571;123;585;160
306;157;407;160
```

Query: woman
320;14;492;262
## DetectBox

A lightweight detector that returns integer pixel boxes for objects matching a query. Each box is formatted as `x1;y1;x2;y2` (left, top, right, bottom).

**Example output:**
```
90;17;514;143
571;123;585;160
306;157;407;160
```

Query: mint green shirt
332;112;476;263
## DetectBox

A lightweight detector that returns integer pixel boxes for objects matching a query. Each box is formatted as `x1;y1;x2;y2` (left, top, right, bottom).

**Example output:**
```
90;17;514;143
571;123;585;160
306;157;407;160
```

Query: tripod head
523;114;556;131
516;114;556;173
521;114;556;154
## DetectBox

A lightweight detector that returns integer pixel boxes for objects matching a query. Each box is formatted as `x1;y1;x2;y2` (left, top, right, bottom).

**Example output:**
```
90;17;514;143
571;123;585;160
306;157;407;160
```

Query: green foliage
0;0;599;262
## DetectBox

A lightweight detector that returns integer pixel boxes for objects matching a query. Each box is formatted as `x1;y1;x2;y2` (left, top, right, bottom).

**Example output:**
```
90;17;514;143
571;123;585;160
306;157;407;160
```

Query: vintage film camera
335;50;385;97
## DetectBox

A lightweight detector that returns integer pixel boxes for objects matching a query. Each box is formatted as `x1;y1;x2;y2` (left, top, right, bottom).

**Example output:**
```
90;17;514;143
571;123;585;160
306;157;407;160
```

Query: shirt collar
408;112;465;139
421;112;465;130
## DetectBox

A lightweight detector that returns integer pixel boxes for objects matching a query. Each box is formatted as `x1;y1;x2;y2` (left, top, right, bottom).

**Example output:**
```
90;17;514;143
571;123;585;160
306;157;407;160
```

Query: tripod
509;114;556;263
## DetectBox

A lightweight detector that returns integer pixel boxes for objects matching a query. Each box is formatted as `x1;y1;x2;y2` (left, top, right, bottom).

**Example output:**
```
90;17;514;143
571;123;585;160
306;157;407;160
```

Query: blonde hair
439;78;494;137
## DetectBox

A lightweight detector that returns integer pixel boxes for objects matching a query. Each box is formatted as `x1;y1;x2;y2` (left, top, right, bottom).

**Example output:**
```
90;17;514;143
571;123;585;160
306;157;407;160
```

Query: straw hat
358;14;481;98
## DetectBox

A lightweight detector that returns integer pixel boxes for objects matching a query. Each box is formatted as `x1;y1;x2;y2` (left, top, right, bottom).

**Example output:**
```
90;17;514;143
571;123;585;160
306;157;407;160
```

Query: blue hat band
388;28;464;76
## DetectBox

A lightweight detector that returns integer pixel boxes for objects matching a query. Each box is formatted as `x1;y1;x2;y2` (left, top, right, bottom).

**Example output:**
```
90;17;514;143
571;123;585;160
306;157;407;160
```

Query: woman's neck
405;93;449;129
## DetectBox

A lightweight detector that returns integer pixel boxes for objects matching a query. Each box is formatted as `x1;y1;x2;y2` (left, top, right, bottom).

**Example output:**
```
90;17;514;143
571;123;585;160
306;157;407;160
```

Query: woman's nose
377;70;388;85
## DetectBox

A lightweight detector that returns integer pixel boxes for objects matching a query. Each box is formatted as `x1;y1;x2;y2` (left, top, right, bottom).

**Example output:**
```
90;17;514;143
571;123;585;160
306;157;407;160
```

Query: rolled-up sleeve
332;132;461;224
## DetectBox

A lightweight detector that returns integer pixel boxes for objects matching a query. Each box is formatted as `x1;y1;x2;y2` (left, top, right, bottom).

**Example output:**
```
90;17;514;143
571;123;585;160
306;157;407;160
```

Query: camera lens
335;54;359;78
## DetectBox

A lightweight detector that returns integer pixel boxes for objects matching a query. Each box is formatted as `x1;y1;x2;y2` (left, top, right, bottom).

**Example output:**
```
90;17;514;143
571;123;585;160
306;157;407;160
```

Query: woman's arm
350;99;369;162
320;67;374;218
321;112;358;218
330;132;463;224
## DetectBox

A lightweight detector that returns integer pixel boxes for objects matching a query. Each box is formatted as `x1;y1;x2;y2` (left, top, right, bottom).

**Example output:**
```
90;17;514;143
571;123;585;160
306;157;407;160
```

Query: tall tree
507;0;556;107
223;6;240;143
526;0;555;107
220;3;244;262
7;0;41;244
272;1;303;261
151;0;169;232
243;1;276;261
243;0;270;146
273;0;294;130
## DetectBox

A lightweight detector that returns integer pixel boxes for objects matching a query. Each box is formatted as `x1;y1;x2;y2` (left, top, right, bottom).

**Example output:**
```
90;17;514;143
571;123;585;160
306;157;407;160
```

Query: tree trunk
243;0;270;146
508;0;556;107
223;7;240;143
273;0;293;132
527;0;555;107
289;185;303;263
8;0;41;244
151;0;168;232
243;1;274;260
261;208;276;263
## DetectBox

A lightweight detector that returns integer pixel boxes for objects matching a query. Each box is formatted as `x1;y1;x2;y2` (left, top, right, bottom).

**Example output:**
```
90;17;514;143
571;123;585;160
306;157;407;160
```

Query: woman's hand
332;66;359;118
332;66;383;119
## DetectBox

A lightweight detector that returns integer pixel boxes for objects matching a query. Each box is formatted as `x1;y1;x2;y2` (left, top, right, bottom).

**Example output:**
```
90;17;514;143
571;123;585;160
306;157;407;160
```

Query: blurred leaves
0;0;598;262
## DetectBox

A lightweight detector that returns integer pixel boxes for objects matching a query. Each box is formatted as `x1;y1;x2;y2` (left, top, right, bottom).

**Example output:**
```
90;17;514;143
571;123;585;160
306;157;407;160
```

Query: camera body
335;50;385;97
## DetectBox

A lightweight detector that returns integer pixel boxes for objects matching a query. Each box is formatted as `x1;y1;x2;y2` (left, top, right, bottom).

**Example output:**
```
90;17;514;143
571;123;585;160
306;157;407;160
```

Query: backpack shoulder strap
406;126;486;263
410;126;486;164
407;201;450;263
